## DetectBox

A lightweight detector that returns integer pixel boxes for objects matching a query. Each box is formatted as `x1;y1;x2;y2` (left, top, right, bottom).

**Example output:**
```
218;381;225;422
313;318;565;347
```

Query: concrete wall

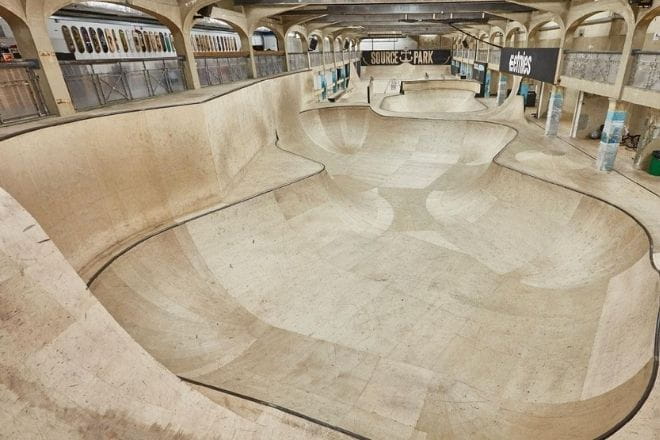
641;16;660;51
576;93;610;137
570;12;628;51
0;72;309;281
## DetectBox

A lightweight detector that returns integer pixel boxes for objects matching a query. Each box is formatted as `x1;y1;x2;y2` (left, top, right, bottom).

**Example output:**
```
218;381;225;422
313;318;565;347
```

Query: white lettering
507;51;532;76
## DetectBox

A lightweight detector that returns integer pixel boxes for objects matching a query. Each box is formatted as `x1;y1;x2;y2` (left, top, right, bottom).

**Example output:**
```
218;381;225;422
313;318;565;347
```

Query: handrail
0;59;40;69
59;56;184;65
563;50;622;55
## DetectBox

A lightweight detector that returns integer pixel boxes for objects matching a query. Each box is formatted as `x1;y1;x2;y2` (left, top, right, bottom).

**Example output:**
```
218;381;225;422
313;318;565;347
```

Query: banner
450;59;460;75
473;62;487;97
498;47;560;83
361;50;451;66
472;62;487;83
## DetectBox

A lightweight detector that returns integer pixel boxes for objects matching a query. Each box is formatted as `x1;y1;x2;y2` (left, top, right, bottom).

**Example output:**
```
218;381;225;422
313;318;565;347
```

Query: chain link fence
60;58;186;110
561;51;621;84
197;55;251;87
627;51;660;91
254;53;286;78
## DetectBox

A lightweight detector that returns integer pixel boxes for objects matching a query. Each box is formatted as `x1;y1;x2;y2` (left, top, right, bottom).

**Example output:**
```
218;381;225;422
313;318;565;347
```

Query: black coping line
305;103;660;439
179;376;371;440
85;140;326;287
15;74;655;439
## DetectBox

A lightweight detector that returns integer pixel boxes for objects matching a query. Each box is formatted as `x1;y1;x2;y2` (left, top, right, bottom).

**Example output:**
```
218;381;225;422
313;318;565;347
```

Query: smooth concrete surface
401;79;482;94
0;71;658;439
0;188;349;440
361;64;452;80
381;89;486;113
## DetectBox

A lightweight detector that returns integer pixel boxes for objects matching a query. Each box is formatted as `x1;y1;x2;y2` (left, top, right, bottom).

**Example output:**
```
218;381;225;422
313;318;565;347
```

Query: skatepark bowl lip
1;70;659;439
380;89;487;113
90;104;660;440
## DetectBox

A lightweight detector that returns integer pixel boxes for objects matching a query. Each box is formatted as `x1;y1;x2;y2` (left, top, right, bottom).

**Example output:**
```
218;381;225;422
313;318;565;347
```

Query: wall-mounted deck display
46;16;242;61
361;49;451;66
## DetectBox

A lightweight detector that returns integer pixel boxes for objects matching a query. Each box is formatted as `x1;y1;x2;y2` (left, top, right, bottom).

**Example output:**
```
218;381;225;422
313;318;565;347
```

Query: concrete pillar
172;28;200;89
633;114;659;170
596;99;629;171
544;86;564;136
484;70;491;98
17;15;75;116
569;91;584;138
536;82;546;119
248;44;258;78
496;73;507;105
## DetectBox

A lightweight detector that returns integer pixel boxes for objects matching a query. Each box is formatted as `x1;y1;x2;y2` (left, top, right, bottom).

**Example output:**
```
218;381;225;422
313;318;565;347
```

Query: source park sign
498;47;560;83
361;50;451;66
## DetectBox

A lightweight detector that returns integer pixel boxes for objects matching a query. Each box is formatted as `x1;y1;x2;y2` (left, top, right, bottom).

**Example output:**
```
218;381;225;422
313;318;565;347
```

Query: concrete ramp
0;72;657;439
91;109;657;438
361;64;451;80
381;89;486;113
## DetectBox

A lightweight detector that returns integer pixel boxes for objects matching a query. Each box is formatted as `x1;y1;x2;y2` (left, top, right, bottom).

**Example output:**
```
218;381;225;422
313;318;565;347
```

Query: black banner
498;47;560;83
450;59;460;75
473;62;488;97
361;50;451;66
472;62;487;83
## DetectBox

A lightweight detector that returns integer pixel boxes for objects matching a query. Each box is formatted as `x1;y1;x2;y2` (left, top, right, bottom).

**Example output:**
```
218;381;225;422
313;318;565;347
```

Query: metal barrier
489;49;500;65
0;60;48;125
323;52;333;65
309;52;323;67
197;55;251;87
477;49;488;62
60;58;186;110
254;53;286;78
627;51;660;91
562;51;621;84
287;52;309;71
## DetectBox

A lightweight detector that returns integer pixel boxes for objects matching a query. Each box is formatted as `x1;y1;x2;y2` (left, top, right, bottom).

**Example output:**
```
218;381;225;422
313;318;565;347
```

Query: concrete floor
1;69;658;439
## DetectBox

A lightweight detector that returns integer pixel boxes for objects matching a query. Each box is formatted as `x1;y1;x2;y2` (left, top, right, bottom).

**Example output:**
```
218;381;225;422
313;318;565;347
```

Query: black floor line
71;96;657;439
178;376;371;440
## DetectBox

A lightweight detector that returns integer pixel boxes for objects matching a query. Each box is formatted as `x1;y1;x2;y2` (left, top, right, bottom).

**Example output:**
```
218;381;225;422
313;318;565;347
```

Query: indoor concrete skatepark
1;67;659;439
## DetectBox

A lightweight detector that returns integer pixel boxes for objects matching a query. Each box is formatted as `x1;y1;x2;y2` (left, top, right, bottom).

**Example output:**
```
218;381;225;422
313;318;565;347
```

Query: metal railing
467;49;475;59
0;60;48;125
254;53;286;78
60;58;186;110
309;52;323;67
323;52;333;65
627;51;660;92
334;52;343;65
489;49;501;65
287;52;309;71
197;55;251;87
477;49;488;62
562;51;621;84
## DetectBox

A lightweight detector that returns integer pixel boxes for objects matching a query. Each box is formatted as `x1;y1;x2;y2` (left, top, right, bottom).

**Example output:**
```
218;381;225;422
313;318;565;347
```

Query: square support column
544;86;564;136
596;99;629;172
497;73;507;105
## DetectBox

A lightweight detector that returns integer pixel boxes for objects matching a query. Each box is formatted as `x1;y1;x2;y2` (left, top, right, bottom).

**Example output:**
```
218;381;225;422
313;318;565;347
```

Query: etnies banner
498;48;560;83
361;50;451;66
